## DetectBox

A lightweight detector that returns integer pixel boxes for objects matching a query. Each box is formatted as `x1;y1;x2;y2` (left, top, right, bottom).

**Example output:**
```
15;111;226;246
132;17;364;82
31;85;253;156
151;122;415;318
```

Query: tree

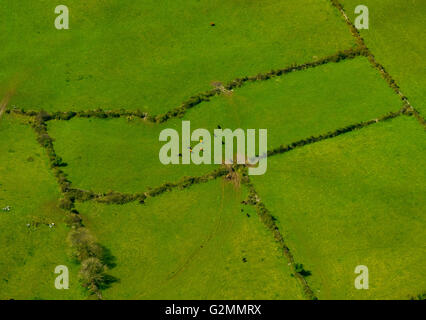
67;228;103;262
79;257;107;295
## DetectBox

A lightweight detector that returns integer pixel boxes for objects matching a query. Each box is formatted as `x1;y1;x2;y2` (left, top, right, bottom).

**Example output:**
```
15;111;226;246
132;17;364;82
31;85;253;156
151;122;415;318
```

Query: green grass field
181;56;402;148
77;180;303;299
48;57;401;193
0;115;85;300
1;0;425;300
48;117;217;193
342;0;426;115
0;0;355;114
252;117;426;299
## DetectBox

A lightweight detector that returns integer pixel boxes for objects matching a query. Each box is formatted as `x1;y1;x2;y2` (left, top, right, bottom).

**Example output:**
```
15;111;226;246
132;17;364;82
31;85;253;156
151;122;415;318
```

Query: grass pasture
0;0;424;301
0;115;85;300
76;180;303;299
48;117;218;193
251;116;426;299
48;57;402;194
0;0;355;113
182;56;402;148
342;0;426;115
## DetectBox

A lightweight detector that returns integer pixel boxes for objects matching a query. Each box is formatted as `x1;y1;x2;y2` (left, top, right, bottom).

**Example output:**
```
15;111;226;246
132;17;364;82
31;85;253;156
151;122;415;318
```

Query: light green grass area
183;56;402;148
48;118;217;193
342;0;426;115
77;179;304;299
0;0;355;113
251;116;426;299
2;0;423;301
49;57;401;193
0;115;85;300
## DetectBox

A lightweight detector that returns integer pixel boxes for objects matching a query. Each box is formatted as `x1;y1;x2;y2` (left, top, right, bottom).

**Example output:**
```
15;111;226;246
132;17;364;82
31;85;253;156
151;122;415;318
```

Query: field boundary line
58;107;407;207
329;0;425;128
67;167;229;205
267;107;406;158
6;47;364;124
14;85;409;299
30;112;116;299
27;109;228;298
4;2;422;299
240;173;317;300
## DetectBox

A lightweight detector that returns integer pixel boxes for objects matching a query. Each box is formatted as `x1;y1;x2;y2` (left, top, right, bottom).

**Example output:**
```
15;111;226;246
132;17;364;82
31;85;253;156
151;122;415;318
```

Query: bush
67;228;103;262
35;110;52;123
295;263;312;277
51;156;67;167
97;192;140;204
68;213;83;227
79;257;107;294
36;133;53;147
59;197;74;210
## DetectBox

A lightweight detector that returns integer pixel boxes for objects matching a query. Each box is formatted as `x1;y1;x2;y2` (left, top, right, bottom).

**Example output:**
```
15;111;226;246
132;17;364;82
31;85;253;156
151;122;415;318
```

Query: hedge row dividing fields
1;0;424;299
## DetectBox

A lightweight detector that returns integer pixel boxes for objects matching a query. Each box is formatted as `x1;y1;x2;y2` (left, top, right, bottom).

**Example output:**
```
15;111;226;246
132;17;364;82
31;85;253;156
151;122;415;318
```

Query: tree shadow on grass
98;274;120;291
101;245;117;269
100;245;119;290
295;263;312;277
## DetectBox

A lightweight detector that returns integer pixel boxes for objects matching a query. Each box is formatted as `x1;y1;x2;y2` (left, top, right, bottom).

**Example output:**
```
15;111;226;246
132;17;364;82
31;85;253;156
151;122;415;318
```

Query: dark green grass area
0;115;85;299
342;0;426;115
0;0;355;113
76;179;304;299
48;57;401;193
251;116;426;299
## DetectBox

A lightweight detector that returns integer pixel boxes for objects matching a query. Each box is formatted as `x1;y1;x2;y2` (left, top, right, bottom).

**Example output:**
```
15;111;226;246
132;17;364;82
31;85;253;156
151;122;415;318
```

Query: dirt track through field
166;181;226;281
0;90;15;121
137;182;227;299
10;1;423;299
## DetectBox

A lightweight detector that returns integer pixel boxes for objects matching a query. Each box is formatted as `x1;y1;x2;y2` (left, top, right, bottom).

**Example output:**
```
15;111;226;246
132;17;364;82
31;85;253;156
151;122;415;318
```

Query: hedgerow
242;174;316;300
8;47;365;126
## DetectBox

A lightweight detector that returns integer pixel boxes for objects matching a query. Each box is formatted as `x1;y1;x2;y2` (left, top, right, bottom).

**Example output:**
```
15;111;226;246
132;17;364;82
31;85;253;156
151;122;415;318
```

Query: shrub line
267;107;405;158
6;47;363;124
69;167;229;205
30;111;112;299
240;172;317;300
25;103;407;299
153;47;364;123
239;107;411;300
329;0;425;128
64;107;406;207
4;5;421;298
406;106;426;128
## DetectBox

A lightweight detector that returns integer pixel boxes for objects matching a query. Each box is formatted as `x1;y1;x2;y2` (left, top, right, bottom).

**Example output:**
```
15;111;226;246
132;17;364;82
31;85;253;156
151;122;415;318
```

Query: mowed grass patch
251;116;426;299
77;179;303;299
0;0;355;113
342;0;426;114
49;57;401;193
48;118;217;193
0;115;85;299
